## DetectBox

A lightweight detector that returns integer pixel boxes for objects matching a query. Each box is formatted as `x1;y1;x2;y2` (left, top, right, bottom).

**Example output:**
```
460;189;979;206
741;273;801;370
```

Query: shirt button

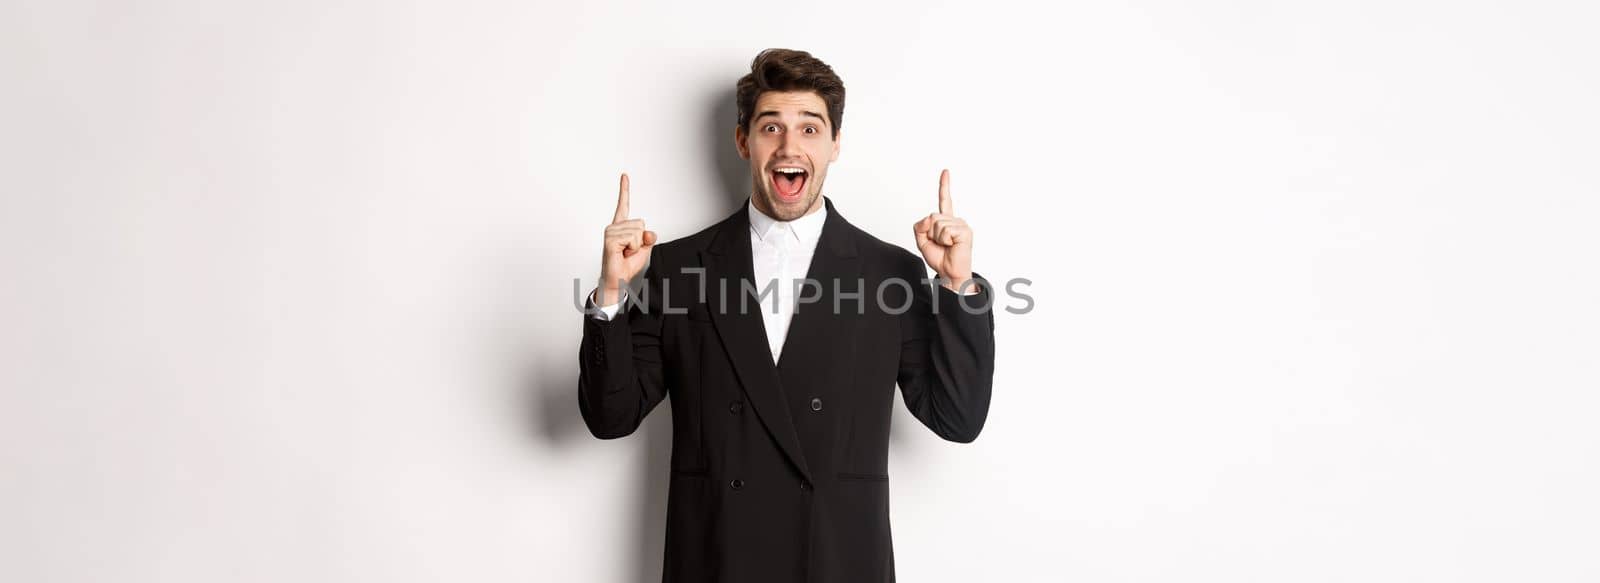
810;397;823;412
729;401;743;415
730;479;745;490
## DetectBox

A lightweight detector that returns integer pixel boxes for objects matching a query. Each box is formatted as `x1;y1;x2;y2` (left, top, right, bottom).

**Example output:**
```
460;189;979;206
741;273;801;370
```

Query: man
578;48;995;583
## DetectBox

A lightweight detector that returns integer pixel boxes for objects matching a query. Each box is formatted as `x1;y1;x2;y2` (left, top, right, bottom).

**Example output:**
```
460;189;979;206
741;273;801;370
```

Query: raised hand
912;169;975;292
598;172;657;306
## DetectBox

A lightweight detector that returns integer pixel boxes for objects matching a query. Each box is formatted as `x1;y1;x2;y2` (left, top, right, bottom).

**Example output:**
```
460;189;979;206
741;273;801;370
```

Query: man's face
736;90;840;221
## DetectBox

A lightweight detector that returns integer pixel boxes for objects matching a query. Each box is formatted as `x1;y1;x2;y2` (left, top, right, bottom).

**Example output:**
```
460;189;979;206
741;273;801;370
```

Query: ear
734;125;750;160
829;128;842;163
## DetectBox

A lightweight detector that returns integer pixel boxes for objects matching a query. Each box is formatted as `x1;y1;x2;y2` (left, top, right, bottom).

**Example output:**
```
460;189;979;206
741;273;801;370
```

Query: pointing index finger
938;169;952;215
614;173;630;223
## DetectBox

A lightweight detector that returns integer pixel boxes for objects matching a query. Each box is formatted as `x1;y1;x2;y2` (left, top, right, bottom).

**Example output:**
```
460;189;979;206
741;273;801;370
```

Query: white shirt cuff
589;289;627;321
942;279;982;296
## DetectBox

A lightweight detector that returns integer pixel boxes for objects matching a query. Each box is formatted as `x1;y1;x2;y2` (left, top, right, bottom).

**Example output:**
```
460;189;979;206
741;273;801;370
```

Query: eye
804;126;817;134
764;124;779;133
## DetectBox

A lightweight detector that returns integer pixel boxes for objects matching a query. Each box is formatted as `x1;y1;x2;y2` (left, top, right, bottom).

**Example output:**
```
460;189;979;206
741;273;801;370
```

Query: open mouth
770;167;808;202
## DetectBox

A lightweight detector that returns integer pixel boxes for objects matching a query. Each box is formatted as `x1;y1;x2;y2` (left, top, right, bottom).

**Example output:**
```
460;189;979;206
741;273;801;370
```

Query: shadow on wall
708;87;749;207
530;351;672;583
526;85;749;583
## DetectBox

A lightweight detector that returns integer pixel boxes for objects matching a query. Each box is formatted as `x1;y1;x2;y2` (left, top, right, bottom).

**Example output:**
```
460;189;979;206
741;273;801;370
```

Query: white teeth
774;168;806;174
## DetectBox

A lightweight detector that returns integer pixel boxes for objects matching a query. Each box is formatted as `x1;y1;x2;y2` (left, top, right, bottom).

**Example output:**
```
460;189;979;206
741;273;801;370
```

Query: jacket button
729;401;743;414
810;397;823;412
730;479;745;490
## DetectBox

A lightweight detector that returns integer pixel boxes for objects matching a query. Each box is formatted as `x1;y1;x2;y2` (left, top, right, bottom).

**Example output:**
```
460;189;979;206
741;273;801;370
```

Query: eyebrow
754;110;829;127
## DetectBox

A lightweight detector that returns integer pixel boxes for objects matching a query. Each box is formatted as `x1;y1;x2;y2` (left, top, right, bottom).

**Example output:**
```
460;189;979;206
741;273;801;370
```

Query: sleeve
896;259;997;443
577;264;668;439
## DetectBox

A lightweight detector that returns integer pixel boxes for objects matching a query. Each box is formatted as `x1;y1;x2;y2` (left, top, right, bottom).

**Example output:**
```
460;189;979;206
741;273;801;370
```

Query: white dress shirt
589;199;976;363
744;201;827;363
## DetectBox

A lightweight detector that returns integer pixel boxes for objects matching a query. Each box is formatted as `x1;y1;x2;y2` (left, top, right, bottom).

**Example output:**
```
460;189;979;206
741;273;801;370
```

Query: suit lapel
701;202;813;483
775;199;863;373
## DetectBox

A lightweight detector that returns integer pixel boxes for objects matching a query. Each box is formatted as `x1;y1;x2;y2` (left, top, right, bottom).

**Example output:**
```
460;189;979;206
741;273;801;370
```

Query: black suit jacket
578;197;995;583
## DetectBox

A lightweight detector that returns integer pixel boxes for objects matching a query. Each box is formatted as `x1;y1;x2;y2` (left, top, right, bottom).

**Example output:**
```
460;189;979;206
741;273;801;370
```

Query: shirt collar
748;198;827;247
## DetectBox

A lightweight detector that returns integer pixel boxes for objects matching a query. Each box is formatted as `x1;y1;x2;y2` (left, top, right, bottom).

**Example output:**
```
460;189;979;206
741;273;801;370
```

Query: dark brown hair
736;48;845;140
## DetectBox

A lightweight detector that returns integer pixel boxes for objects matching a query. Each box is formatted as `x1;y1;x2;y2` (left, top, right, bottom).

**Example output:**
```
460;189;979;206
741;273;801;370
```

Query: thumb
641;230;658;248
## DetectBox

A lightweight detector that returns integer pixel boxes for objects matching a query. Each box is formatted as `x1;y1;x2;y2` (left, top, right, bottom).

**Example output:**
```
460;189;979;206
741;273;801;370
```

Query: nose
774;132;800;158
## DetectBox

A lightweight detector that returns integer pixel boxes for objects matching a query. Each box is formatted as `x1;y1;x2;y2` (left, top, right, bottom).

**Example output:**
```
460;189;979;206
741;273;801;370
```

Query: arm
577;266;667;439
576;172;664;439
897;268;996;443
901;168;994;442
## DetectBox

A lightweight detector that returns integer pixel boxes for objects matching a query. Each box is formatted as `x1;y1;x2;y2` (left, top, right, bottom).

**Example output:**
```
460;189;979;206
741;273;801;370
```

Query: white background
3;1;1598;581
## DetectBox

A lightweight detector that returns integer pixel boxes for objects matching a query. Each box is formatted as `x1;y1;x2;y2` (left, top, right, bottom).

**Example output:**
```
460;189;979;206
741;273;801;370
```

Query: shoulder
837;215;927;280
